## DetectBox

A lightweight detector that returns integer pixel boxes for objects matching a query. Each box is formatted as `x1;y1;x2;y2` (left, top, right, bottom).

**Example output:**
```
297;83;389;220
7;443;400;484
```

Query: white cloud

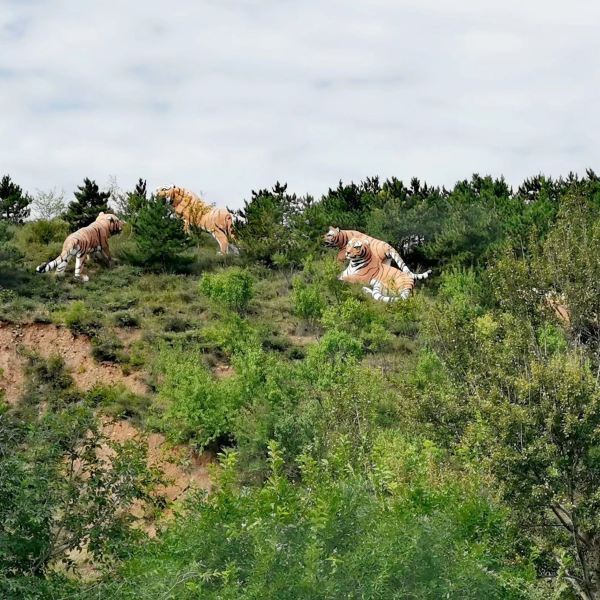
1;0;599;208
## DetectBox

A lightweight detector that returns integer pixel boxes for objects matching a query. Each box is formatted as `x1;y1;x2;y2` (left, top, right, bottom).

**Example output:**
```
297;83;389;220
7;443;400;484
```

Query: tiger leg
101;243;112;266
369;279;402;303
55;247;79;277
212;230;229;255
74;253;89;282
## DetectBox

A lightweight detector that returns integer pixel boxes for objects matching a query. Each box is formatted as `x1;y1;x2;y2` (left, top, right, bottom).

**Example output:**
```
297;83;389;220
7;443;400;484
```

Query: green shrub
292;278;326;325
86;385;151;423
321;296;377;333
86;442;535;599
0;355;157;587
321;297;393;352
130;196;189;268
60;301;103;336
17;219;69;245
155;346;240;448
162;315;192;333
91;332;126;363
308;329;364;363
199;267;254;313
113;311;140;328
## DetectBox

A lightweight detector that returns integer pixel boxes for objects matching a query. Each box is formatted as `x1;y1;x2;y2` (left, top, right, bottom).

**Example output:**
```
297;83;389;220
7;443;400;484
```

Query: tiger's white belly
342;262;362;277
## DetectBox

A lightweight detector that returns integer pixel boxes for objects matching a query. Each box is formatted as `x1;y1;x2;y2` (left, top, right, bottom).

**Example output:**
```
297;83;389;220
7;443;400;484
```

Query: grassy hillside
1;173;599;599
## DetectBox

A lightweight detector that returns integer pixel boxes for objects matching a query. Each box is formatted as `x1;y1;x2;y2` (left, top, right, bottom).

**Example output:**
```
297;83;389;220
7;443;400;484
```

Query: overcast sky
1;0;599;208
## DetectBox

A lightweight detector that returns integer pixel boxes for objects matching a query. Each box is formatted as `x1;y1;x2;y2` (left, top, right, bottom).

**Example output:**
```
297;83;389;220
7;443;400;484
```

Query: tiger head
323;226;342;247
345;238;371;261
155;185;180;207
96;212;125;234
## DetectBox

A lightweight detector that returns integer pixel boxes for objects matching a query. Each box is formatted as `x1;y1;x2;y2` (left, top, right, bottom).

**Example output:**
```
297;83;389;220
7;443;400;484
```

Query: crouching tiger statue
340;238;429;302
324;226;430;278
36;212;124;282
155;185;238;255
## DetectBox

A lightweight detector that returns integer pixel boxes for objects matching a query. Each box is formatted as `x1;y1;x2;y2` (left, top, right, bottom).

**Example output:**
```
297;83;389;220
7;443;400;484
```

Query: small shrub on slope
199;267;254;313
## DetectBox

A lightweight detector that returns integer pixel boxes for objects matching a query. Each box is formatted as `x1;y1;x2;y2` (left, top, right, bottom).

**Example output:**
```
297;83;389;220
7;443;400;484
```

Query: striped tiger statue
324;226;430;279
340;238;429;302
36;212;124;282
155;185;238;255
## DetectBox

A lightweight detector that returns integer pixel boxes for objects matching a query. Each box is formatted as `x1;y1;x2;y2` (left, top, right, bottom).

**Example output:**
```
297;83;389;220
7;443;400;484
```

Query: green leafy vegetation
199;267;254;313
64;177;111;231
0;171;599;598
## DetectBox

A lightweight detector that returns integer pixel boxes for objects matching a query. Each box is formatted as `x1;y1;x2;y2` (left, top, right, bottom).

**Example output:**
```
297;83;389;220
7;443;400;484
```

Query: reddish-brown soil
0;322;148;403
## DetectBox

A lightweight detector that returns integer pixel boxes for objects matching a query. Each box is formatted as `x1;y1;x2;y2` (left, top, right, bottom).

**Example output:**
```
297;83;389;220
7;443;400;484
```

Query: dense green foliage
0;174;31;224
129;194;189;267
199;267;254;313
64;177;111;231
0;355;158;597
0;170;599;598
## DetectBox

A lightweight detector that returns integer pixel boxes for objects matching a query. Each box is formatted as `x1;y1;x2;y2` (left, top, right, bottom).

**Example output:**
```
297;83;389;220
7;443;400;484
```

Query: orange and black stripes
155;185;238;255
36;212;124;282
324;226;430;279
339;238;419;302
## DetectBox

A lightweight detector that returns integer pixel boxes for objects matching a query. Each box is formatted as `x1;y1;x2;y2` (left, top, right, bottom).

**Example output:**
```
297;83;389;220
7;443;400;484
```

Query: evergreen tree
124;178;149;224
235;182;318;270
64;178;110;231
0;175;31;224
132;195;188;266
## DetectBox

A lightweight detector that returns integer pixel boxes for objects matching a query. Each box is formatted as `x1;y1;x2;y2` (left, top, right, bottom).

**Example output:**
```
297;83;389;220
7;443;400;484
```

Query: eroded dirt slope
0;321;148;403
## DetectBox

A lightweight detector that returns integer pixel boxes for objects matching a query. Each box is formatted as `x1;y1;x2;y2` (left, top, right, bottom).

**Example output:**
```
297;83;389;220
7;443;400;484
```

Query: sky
1;0;600;209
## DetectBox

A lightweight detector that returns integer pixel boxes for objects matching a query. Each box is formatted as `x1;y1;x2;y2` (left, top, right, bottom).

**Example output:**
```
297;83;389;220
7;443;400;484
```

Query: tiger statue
155;185;238;255
36;212;124;282
324;226;430;279
340;238;429;302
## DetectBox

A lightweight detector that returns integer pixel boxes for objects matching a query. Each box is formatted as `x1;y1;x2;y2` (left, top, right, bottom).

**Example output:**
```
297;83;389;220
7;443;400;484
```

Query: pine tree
0;174;31;224
65;178;110;231
235;182;317;269
124;178;149;224
133;195;188;266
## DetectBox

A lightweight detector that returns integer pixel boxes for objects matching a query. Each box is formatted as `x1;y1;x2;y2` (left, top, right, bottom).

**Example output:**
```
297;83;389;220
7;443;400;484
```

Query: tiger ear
335;227;340;232
352;240;362;248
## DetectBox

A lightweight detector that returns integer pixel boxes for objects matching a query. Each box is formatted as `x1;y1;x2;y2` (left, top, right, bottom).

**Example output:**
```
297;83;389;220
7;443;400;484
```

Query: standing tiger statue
324;226;430;279
36;212;124;282
340;238;429;302
155;185;238;255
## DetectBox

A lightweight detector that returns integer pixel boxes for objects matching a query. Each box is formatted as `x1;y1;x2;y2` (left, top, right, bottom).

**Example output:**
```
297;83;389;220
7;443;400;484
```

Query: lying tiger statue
324;226;430;278
36;212;124;282
340;238;429;302
155;185;238;255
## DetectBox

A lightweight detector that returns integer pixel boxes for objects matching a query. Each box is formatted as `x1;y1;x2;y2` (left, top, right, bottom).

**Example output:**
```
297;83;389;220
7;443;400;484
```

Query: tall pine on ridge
0;175;32;224
65;178;110;231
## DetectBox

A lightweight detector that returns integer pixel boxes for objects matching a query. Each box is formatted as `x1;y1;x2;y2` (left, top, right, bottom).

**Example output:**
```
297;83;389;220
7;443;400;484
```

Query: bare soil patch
0;321;148;403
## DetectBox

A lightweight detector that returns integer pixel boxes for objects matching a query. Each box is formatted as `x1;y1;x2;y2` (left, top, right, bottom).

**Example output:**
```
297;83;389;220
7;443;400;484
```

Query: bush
320;297;393;352
61;301;103;336
292;278;326;325
86;441;535;599
307;329;364;363
155;346;241;449
17;219;69;245
113;311;140;328
199;267;254;313
86;385;151;423
130;196;189;268
91;332;126;363
0;356;157;585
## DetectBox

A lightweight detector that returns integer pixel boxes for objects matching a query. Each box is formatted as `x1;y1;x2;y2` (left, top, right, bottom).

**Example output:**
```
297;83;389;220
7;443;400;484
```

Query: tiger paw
362;287;374;296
